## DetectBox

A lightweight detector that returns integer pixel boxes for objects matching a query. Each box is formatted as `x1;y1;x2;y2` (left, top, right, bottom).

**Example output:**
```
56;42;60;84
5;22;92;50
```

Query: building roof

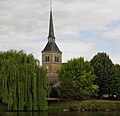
42;1;61;53
48;10;55;39
42;42;62;53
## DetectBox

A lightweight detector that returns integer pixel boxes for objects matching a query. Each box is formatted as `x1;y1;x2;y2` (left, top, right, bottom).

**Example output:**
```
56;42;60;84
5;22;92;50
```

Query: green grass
48;100;120;112
1;100;120;112
48;101;78;112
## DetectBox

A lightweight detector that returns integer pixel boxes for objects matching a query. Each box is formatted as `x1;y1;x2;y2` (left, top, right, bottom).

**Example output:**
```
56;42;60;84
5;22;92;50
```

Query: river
0;112;120;116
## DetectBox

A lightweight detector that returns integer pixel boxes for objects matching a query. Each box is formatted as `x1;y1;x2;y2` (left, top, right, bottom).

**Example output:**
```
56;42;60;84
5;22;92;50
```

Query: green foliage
0;50;47;111
79;101;120;111
112;64;120;97
58;57;98;99
68;104;78;111
0;102;7;111
48;100;120;112
91;52;114;96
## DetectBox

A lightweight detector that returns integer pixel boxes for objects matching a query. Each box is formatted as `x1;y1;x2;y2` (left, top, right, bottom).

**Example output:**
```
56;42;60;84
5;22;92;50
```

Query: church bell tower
41;1;62;84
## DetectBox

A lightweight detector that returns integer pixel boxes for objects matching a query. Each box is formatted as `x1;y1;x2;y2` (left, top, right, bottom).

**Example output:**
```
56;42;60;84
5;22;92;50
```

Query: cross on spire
50;0;52;11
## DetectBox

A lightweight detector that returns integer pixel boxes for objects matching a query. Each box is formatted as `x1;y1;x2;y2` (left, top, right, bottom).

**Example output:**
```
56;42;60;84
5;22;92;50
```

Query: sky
0;0;120;64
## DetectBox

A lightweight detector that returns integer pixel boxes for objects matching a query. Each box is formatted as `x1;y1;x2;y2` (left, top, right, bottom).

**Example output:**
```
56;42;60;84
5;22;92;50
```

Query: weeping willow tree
0;50;47;111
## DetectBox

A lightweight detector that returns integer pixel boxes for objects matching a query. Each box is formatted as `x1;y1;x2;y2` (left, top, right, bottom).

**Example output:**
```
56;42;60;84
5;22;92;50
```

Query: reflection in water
0;112;120;116
0;112;48;116
48;112;120;116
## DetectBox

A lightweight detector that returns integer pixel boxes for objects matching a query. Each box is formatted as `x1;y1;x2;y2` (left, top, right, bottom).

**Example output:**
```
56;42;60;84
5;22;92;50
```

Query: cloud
0;0;120;64
58;40;95;61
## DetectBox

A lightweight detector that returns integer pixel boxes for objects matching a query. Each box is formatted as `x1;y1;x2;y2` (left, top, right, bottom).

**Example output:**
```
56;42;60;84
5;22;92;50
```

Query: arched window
45;55;49;62
55;56;59;63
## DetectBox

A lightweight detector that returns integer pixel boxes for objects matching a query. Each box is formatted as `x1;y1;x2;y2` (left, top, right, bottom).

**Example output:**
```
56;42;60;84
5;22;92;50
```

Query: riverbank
48;100;120;112
1;100;120;112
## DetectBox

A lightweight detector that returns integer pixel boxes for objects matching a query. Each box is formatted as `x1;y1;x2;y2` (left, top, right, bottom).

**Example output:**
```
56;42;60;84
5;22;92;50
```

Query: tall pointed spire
42;0;61;53
48;0;55;42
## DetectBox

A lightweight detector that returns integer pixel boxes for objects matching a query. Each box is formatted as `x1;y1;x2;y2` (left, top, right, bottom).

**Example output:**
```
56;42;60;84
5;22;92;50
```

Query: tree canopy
0;50;47;111
112;64;120;97
58;57;98;99
91;52;114;97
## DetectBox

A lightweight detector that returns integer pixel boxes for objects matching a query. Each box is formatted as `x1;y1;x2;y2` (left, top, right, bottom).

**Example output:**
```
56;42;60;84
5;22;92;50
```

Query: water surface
0;112;119;116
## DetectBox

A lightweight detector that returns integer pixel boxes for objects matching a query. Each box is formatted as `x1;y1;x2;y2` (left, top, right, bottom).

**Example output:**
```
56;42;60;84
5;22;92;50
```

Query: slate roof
42;7;61;53
48;10;55;39
42;42;62;53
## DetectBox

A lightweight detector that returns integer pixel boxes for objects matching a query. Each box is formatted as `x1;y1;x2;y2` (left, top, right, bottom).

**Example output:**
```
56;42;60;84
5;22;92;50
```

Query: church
41;2;62;85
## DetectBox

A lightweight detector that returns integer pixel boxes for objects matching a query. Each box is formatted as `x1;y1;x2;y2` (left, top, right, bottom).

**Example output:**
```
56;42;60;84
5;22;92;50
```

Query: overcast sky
0;0;120;64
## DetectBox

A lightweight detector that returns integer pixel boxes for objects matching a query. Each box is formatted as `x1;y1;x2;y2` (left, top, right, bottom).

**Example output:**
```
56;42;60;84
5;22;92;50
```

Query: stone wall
42;52;62;84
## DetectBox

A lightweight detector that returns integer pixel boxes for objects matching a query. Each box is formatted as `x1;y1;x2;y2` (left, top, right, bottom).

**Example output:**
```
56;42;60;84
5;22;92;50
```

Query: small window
55;56;59;63
45;56;49;62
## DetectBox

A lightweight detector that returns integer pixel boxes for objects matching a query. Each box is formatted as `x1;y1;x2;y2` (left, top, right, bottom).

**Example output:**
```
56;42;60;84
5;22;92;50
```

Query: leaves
0;50;47;111
91;52;114;96
58;57;98;99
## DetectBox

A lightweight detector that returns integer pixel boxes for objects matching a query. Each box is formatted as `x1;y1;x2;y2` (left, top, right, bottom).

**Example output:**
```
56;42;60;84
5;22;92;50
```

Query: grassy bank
1;100;120;112
48;100;120;112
